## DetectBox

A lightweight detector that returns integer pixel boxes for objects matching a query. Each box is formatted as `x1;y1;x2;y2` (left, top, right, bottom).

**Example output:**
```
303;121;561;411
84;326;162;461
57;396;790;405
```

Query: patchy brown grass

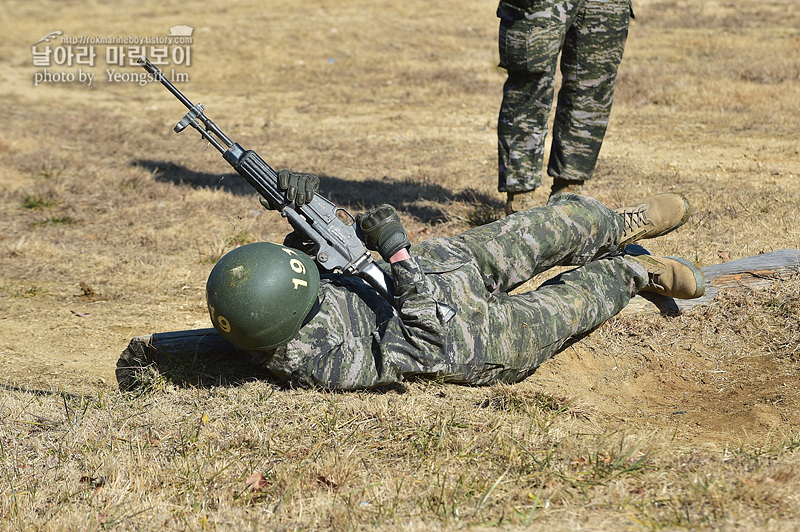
1;0;800;528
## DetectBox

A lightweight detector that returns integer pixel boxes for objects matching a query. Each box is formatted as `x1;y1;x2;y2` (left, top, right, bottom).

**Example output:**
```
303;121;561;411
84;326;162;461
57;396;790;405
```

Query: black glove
356;204;411;261
278;169;319;206
282;231;319;257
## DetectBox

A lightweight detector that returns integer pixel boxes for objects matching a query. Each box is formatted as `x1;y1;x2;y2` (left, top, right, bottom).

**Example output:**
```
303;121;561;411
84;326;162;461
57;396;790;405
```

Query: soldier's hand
356;204;411;261
278;169;319;206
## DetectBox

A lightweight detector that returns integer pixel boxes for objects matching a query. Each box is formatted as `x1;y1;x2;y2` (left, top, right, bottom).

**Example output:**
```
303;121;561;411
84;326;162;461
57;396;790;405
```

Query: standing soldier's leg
497;2;566;198
548;0;632;191
450;194;624;294
498;72;551;194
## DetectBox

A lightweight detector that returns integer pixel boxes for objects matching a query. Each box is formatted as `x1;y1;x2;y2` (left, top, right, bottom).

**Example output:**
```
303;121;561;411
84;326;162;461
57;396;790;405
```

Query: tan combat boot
615;193;691;247
504;191;533;216
627;254;705;299
504;192;516;216
549;177;584;198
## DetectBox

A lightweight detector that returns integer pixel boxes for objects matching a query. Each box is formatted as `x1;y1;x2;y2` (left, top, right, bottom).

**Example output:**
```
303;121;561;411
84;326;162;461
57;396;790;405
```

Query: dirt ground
2;0;800;451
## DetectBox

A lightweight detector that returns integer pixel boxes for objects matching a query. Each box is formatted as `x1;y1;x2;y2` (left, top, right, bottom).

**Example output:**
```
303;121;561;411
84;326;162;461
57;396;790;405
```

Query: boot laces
647;270;666;291
620;207;650;233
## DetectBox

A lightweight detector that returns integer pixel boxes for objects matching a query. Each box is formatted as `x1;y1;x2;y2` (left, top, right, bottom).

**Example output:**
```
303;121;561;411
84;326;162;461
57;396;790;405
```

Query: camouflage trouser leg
496;0;631;191
497;69;551;193
496;1;562;193
446;193;647;384
548;0;631;182
451;193;625;293
485;255;646;383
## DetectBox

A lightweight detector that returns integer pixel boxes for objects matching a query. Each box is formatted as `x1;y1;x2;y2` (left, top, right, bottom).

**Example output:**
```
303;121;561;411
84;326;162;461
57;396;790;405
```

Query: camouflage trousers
497;0;633;193
407;193;649;385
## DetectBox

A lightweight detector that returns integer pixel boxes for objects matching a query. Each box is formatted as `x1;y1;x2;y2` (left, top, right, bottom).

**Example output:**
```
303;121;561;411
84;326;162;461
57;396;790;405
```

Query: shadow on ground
132;159;503;225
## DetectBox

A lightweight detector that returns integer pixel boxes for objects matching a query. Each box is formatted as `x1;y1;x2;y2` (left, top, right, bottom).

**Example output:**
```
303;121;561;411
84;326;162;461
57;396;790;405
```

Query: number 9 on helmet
205;242;321;350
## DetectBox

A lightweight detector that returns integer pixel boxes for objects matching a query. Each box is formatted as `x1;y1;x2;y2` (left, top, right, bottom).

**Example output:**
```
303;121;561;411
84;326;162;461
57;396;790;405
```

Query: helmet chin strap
301;298;321;327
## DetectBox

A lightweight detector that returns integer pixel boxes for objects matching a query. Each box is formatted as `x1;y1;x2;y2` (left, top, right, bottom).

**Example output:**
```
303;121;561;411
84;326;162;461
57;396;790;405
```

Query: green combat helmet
206;242;321;350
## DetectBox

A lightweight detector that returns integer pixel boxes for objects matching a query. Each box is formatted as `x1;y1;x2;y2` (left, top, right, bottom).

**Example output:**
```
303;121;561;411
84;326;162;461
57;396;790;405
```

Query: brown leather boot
504;192;516;216
549;177;584;198
504;191;534;216
627;254;705;299
615;193;691;247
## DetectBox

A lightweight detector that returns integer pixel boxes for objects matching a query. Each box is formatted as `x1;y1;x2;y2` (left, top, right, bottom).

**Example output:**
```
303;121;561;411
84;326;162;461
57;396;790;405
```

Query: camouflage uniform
252;194;647;390
497;0;634;193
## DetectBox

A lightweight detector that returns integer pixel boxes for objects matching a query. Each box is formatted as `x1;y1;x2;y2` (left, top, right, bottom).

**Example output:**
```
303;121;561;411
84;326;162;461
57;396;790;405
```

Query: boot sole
665;255;706;298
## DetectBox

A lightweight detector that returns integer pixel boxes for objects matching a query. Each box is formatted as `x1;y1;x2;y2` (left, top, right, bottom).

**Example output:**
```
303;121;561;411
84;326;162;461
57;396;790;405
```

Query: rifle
137;56;394;303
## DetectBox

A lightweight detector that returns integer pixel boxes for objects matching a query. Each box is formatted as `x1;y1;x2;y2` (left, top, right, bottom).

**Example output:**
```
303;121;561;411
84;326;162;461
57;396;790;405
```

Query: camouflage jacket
260;238;493;390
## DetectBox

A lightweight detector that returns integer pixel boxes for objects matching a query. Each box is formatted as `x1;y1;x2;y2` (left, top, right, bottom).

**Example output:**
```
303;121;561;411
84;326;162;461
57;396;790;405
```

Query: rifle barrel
138;57;194;110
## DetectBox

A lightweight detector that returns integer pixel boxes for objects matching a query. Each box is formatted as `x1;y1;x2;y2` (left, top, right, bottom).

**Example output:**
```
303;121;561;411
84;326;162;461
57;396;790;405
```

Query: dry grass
3;353;800;530
1;0;800;529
